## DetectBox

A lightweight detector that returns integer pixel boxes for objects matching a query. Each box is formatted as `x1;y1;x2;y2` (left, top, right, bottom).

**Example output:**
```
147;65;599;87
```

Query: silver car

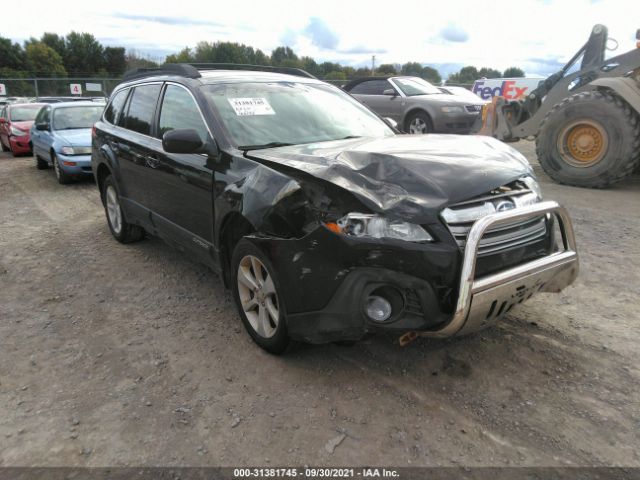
344;76;484;134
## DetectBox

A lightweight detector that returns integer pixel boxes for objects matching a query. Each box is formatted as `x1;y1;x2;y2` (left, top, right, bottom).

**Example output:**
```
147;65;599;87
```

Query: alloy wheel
409;117;428;134
236;255;280;338
105;185;123;234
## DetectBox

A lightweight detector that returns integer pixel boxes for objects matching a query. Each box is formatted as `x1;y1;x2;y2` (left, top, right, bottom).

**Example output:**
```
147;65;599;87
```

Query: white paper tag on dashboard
228;98;275;116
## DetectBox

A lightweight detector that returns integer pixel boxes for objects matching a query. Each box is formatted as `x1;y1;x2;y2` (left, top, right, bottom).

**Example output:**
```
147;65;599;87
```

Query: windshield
10;106;41;122
201;82;394;149
393;77;441;96
52;106;104;130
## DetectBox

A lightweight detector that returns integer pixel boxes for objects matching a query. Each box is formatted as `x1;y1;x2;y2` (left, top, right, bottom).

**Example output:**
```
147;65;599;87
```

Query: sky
6;0;640;78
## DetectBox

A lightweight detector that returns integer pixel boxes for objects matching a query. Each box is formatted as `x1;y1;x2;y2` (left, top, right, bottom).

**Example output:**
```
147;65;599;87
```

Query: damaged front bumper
400;201;579;344
252;201;578;344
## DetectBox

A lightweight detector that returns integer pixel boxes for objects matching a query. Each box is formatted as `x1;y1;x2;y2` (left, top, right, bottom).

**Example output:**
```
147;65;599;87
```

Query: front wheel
52;153;72;184
231;239;289;354
101;175;145;243
405;111;433;134
35;153;48;170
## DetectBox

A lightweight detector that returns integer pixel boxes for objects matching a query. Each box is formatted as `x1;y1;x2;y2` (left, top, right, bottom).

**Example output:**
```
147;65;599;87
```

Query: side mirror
35;122;49;131
162;128;203;154
383;89;397;97
383;117;398;130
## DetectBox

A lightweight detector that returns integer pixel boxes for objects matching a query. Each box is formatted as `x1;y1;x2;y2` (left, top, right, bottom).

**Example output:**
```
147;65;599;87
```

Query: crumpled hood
55;128;92;147
247;134;534;223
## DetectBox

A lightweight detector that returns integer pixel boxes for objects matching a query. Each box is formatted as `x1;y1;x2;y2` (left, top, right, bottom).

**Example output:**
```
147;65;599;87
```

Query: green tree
300;56;320;76
166;47;193;64
0;37;25;70
64;32;105;75
421;66;442;84
377;64;397;75
324;71;346;80
478;67;502;79
448;66;479;84
503;66;525;78
125;50;158;70
25;42;67;76
40;33;66;60
103;47;126;76
271;46;298;66
401;62;424;76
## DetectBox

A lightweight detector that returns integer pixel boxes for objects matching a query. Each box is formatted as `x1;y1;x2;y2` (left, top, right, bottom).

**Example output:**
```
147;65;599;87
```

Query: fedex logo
471;78;542;101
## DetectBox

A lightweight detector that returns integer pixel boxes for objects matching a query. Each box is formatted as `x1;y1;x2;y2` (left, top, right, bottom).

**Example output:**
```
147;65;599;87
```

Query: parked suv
92;64;579;354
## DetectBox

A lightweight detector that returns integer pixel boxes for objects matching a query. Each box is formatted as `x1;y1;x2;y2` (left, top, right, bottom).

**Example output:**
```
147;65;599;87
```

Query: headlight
522;176;543;200
10;126;27;136
325;213;433;242
60;146;75;155
440;106;464;113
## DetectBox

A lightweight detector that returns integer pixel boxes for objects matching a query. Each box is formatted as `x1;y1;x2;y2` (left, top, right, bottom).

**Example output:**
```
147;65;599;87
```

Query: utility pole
371;55;376;76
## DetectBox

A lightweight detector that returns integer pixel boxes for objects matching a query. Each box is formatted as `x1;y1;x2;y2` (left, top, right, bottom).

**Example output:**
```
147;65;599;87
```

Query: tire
536;91;640;188
35;153;48;170
52;153;72;184
405;111;433;134
101;175;145;243
231;239;289;354
1;139;8;152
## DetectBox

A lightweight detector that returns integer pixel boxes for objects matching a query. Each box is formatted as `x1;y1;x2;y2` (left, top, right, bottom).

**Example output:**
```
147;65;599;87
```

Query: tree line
0;32;525;85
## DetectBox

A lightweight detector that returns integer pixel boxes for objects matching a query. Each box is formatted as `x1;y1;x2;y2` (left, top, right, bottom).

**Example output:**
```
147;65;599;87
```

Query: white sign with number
70;83;82;95
0;84;6;96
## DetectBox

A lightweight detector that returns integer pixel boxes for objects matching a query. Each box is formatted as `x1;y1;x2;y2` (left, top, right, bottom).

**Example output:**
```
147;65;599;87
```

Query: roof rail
122;64;201;82
189;63;316;79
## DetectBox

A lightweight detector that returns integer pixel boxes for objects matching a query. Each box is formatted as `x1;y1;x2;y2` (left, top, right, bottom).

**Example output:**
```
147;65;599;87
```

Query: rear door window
349;80;392;95
120;84;162;136
104;89;129;125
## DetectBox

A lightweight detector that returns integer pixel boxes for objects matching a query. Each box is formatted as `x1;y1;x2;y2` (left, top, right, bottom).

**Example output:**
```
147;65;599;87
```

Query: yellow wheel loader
477;25;640;188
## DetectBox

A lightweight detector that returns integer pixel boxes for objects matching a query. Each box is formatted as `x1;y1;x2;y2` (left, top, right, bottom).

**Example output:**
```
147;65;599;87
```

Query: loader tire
535;90;640;188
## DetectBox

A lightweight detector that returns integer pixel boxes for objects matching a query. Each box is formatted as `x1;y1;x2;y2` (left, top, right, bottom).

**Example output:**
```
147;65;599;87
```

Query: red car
0;103;45;156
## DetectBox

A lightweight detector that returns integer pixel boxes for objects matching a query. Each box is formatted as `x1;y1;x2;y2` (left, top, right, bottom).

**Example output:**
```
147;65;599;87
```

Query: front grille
448;216;547;255
442;181;547;257
465;105;483;113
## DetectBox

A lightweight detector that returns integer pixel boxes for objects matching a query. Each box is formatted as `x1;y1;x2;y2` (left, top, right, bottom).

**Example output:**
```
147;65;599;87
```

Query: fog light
366;295;392;322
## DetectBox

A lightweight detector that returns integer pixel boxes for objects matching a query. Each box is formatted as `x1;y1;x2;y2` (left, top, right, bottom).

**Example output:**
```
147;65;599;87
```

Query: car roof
49;101;105;109
9;102;46;108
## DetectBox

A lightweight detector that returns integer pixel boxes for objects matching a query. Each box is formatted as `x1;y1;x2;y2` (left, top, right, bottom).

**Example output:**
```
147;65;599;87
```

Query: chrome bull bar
414;201;579;340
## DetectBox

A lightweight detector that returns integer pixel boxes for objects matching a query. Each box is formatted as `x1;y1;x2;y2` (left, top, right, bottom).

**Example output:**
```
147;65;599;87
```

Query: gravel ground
0;142;639;467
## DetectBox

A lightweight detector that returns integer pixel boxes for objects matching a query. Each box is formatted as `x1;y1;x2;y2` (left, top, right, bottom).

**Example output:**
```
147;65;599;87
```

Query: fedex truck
472;77;544;100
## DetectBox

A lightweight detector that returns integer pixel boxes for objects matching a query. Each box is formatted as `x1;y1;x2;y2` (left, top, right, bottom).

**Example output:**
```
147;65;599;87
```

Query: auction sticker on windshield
228;98;275;116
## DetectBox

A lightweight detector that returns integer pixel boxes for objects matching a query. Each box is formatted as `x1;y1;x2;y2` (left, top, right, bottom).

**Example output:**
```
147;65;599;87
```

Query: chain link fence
0;77;121;100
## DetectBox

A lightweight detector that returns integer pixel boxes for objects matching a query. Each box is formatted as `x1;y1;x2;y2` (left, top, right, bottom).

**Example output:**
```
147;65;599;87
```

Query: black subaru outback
92;64;579;354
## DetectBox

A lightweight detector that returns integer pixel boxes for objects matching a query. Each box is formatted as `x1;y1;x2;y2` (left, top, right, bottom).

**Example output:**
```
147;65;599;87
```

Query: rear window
121;84;161;136
348;80;391;95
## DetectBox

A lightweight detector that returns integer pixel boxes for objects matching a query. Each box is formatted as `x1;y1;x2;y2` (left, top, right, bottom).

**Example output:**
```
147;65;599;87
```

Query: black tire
231;239;289;354
52;153;72;184
35;153;48;170
1;140;9;152
101;175;145;243
536;91;640;188
405;110;433;134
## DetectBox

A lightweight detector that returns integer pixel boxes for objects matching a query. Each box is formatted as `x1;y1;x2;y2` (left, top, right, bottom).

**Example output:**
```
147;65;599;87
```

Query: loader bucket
476;96;501;136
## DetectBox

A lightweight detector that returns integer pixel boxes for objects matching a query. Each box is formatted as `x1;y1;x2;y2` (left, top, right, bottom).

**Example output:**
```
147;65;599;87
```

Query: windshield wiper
238;141;294;151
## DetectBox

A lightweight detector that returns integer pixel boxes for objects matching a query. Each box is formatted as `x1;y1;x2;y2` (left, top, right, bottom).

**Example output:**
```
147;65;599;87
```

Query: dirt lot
0;143;639;467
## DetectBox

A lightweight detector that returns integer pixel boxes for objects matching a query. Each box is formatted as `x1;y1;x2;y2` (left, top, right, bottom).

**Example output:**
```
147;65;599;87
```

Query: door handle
145;155;160;169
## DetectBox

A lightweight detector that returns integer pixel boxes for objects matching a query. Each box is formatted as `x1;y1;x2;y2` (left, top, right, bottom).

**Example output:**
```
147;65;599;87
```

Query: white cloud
6;0;640;76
